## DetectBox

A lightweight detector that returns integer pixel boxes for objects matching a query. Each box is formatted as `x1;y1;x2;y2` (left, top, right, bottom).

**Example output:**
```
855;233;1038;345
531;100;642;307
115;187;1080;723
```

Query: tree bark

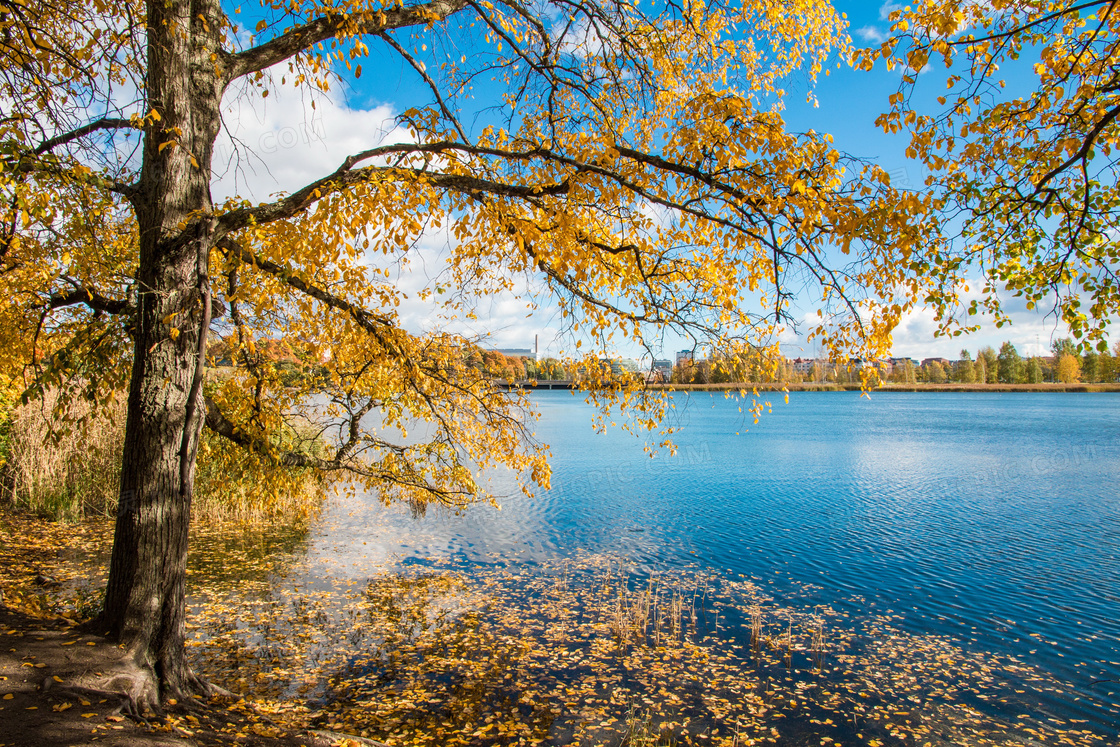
94;0;225;700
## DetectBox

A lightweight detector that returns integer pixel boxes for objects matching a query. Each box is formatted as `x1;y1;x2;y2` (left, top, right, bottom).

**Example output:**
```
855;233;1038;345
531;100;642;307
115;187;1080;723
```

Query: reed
609;575;654;643
810;615;826;672
1;389;124;521
605;572;700;648
0;389;325;524
621;705;676;747
749;604;763;652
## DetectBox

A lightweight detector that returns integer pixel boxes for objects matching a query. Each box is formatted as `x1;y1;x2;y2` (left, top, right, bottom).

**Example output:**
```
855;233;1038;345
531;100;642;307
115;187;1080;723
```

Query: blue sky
215;0;1082;362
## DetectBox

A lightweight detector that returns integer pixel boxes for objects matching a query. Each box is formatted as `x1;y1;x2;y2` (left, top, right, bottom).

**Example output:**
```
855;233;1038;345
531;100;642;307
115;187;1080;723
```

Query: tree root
65;660;163;720
61;657;232;722
308;730;391;747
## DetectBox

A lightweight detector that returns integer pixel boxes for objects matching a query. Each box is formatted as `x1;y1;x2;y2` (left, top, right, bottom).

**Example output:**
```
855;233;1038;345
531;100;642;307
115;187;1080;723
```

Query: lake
189;391;1120;746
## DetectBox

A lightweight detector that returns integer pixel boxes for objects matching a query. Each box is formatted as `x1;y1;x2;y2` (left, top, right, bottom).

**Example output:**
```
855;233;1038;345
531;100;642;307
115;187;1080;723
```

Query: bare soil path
0;605;388;747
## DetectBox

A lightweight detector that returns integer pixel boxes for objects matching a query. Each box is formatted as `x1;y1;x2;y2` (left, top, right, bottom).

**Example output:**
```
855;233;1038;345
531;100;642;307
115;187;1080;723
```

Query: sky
211;0;1084;362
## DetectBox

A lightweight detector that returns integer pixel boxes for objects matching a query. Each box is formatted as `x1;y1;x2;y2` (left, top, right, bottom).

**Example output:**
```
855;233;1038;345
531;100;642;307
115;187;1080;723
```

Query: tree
978;346;999;384
973;354;987;384
1099;348;1116;382
0;0;934;704
1052;338;1079;361
1025;357;1044;384
1082;351;1101;383
537;358;566;381
924;360;947;383
1057;353;1082;383
996;341;1023;384
865;1;1120;351
953;349;975;383
890;359;916;384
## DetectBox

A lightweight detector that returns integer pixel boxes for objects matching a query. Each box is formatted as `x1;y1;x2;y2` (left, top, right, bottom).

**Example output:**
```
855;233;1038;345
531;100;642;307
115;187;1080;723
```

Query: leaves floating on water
188;552;1112;746
2;506;1112;746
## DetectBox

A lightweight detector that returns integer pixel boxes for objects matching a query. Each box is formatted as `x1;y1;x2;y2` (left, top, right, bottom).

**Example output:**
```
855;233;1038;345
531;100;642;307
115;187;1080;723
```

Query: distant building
494;335;540;361
921;357;952;368
790;357;829;374
649;359;673;383
608;359;640;376
675;349;694;367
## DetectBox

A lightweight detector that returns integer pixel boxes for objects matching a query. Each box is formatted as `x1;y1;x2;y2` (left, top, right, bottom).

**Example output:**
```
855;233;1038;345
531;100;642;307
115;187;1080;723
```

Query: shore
0;506;376;747
648;381;1120;392
0;604;391;747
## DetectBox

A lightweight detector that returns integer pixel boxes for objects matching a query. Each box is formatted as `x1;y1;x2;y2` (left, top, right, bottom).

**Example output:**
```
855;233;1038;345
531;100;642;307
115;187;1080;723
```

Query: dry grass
0;389;324;525
1;390;124;521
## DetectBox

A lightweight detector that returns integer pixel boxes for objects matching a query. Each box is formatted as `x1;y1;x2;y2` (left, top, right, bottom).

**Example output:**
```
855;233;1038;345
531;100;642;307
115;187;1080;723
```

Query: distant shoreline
645;382;1120;393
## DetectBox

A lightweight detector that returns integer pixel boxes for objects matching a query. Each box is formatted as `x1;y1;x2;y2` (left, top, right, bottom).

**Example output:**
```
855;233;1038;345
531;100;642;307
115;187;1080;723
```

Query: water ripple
308;391;1120;737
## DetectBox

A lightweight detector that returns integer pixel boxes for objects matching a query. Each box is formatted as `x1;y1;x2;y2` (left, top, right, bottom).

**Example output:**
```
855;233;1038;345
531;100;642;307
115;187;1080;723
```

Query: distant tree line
927;339;1118;385
667;338;1119;386
211;338;1115;387
465;350;569;381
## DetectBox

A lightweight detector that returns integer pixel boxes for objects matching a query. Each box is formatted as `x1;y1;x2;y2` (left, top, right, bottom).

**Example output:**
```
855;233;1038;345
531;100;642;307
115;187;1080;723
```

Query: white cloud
208;79;571;353
212;83;405;203
879;1;903;21
889;304;1070;359
855;26;888;44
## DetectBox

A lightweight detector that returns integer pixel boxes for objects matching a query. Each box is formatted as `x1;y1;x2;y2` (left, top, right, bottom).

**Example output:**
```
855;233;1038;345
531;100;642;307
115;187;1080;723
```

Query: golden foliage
0;0;944;518
861;0;1120;350
1057;352;1082;383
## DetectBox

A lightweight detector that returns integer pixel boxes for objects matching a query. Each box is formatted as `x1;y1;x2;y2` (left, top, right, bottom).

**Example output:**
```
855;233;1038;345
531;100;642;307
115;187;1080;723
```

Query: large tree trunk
94;0;225;703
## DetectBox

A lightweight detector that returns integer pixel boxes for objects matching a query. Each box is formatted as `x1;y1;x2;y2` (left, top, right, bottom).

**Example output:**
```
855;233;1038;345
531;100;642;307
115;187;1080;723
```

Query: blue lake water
285;391;1120;739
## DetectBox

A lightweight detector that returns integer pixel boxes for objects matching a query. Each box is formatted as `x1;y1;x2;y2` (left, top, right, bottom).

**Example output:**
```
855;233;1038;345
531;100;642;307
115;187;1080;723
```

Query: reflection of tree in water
187;553;1111;747
187;522;312;588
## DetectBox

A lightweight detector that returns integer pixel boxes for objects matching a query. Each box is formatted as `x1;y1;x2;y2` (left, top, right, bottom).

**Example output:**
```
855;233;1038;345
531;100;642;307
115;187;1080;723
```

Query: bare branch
224;0;468;82
48;285;132;315
35;117;138;155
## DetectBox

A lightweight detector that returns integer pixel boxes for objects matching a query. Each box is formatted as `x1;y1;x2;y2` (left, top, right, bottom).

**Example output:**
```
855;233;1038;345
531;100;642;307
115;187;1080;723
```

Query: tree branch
216;236;397;336
48;285;132;315
1033;103;1120;192
35;117;138;155
378;31;469;143
214;163;568;235
224;0;468;82
944;0;1107;47
5;156;138;198
203;395;476;508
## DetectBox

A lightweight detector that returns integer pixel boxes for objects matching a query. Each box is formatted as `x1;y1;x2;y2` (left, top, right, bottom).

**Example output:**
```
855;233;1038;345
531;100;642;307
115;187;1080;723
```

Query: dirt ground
0;503;381;747
0;605;390;747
